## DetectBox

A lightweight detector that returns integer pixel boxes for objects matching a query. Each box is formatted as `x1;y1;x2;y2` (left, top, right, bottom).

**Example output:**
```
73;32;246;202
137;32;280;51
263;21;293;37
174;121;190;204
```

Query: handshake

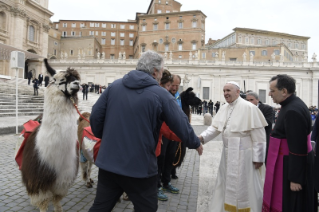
196;135;204;156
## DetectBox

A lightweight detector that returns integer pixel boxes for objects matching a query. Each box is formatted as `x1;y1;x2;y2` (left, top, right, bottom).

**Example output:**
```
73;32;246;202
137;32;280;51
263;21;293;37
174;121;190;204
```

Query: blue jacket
90;70;200;178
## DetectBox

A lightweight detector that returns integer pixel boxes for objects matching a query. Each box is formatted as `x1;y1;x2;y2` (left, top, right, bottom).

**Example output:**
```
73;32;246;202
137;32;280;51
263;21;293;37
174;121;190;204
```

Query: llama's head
44;59;81;99
180;87;202;108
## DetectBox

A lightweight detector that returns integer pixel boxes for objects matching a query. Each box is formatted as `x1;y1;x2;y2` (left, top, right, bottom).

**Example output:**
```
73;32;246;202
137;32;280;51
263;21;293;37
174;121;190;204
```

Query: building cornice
138;10;207;19
26;0;54;17
233;27;310;40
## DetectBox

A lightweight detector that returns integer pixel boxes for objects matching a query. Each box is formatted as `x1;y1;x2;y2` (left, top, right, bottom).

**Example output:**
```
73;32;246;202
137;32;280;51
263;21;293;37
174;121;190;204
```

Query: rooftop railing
48;58;319;68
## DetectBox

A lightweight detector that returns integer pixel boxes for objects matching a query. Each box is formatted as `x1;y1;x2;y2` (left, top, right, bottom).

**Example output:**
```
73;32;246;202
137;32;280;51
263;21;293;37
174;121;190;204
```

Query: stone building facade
51;20;137;60
48;59;319;107
50;0;206;60
0;0;53;78
200;28;310;62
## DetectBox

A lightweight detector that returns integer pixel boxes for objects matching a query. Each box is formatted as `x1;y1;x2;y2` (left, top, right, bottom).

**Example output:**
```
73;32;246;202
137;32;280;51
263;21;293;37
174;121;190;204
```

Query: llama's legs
53;195;63;212
38;199;50;212
80;162;93;188
87;161;94;184
80;162;88;181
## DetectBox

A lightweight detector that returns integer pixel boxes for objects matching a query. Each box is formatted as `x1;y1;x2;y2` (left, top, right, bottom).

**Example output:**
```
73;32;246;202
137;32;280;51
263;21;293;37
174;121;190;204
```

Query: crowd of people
86;51;319;212
27;70;50;95
89;51;202;211
191;100;221;116
80;83;108;100
25;51;319;212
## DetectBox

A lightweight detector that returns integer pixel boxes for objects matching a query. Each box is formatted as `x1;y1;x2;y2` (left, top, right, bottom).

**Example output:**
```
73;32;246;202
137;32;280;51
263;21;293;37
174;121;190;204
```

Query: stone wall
48;58;319;107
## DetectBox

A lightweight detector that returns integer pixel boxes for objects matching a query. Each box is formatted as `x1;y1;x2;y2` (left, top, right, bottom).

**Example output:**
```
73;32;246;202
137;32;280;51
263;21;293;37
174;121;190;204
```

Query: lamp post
10;51;25;134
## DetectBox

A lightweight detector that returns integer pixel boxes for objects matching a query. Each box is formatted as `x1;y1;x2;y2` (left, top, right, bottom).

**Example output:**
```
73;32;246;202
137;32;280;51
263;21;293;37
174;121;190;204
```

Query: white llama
21;59;81;212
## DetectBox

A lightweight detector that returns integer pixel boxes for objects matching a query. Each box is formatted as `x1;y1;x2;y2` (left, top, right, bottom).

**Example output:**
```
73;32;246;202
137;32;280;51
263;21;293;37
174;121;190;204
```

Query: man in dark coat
38;73;43;86
208;100;214;115
311;116;319;209
215;101;220;113
89;51;203;212
82;83;89;100
44;75;50;87
246;92;274;163
27;70;33;85
32;78;39;95
263;74;314;212
202;99;207;114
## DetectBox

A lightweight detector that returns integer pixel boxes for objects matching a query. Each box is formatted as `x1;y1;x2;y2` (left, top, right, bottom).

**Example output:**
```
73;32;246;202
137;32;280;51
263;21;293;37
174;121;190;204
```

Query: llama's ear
44;59;56;77
186;87;193;93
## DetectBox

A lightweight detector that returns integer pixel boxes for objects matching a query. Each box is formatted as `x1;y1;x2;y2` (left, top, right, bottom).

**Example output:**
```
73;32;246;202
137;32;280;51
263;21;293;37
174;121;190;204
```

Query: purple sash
262;135;312;212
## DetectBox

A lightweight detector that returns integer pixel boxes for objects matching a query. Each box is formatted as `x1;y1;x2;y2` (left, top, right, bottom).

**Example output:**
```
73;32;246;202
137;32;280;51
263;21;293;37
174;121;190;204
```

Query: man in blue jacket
89;51;203;212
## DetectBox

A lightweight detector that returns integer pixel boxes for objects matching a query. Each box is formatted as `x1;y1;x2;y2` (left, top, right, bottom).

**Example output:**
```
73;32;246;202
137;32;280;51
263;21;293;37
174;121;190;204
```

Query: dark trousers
83;92;88;100
28;78;31;85
157;137;178;187
34;87;38;96
89;169;157;212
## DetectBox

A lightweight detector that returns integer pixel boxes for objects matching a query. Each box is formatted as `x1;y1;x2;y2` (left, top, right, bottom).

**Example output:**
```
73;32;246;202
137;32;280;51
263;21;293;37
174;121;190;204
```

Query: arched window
0;12;6;30
28;25;35;42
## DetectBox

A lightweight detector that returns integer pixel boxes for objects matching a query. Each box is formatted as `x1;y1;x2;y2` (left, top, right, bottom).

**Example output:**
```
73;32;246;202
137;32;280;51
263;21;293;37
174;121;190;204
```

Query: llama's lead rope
70;97;90;124
173;142;182;166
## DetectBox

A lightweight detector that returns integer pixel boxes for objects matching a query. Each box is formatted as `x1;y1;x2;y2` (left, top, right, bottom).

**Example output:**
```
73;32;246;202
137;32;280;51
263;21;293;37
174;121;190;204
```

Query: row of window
214;35;236;48
211;50;280;58
61;31;135;38
158;0;169;4
60;23;135;29
238;37;307;50
101;39;134;46
141;43;197;52
142;21;198;31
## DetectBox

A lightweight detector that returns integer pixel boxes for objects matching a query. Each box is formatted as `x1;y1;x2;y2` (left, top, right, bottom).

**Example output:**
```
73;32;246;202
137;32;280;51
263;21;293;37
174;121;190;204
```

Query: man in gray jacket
89;51;203;212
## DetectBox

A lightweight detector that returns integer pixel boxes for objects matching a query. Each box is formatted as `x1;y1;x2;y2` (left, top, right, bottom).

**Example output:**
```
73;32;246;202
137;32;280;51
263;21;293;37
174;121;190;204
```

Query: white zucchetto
226;81;240;90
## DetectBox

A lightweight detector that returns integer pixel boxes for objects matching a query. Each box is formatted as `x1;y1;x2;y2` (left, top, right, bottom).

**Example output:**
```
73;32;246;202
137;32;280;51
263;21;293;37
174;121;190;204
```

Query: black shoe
171;175;178;179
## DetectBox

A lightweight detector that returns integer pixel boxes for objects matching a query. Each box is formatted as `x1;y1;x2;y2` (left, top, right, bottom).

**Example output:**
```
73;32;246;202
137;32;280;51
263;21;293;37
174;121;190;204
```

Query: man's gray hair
136;50;164;74
173;74;181;82
246;92;259;100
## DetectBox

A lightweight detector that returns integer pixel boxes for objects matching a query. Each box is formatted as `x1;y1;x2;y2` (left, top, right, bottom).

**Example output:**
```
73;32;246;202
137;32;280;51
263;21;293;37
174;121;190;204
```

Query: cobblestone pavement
0;124;205;212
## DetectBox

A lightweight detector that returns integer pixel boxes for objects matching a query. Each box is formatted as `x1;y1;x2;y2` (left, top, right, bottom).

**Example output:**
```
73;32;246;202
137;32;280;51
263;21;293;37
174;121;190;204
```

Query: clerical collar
279;94;295;107
229;97;239;106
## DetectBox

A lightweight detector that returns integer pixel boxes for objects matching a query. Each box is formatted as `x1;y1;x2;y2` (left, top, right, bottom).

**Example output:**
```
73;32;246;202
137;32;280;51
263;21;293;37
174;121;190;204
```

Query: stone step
0;102;44;106
0;100;44;104
0;105;43;109
0;96;44;100
0;111;43;117
0;108;44;112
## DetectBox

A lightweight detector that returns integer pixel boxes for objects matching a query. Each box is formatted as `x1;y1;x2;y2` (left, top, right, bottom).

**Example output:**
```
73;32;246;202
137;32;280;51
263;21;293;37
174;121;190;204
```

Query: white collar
228;97;239;106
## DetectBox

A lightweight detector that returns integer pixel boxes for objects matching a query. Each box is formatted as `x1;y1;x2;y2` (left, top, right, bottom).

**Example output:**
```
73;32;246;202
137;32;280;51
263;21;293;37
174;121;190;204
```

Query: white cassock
201;97;267;212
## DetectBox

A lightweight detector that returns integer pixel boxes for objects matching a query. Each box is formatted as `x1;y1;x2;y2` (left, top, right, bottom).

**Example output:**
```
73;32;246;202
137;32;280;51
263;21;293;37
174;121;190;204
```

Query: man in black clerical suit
246;92;274;163
38;73;43;86
263;74;315;212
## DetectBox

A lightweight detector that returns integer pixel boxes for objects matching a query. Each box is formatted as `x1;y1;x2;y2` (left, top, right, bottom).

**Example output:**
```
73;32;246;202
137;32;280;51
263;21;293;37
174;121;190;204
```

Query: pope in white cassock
199;81;267;212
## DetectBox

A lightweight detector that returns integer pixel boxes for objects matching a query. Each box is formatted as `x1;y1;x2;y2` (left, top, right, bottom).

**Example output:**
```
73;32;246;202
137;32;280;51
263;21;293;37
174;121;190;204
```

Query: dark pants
89;169;157;212
34;87;38;95
157;137;178;187
83;92;88;100
28;78;31;85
